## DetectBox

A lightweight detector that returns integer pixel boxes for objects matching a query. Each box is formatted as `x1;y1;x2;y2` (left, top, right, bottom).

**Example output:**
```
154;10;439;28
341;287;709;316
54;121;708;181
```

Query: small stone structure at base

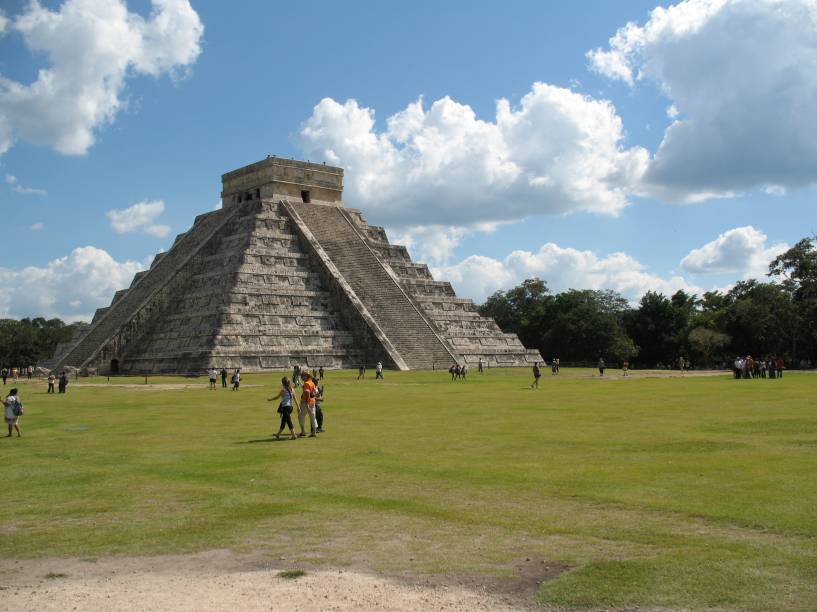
50;158;542;373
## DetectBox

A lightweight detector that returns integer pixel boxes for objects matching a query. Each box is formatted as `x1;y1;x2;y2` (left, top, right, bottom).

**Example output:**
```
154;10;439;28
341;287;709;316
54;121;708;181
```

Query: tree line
478;236;817;368
0;318;85;368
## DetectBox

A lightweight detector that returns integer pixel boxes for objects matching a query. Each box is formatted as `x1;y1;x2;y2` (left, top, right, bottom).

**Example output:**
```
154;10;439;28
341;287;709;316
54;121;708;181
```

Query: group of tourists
531;358;561;386
733;356;784;379
291;364;325;387
207;367;243;390
357;362;383;380
1;366;34;384
449;364;468;380
46;371;70;393
268;370;325;440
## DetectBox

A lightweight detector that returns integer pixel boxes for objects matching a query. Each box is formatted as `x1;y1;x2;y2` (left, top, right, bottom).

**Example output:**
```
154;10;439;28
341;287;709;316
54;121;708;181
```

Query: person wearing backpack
4;388;23;437
268;377;298;440
314;383;325;433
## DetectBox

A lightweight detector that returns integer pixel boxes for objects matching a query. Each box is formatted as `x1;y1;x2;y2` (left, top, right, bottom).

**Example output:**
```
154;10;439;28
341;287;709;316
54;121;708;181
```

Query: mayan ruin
49;157;542;374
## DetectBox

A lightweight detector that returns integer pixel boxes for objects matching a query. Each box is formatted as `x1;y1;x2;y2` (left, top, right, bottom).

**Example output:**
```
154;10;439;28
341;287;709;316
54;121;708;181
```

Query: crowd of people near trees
478;236;817;371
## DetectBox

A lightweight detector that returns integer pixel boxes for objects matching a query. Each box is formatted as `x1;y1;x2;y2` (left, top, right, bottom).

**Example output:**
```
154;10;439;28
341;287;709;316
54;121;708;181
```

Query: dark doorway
110;359;120;374
301;190;311;203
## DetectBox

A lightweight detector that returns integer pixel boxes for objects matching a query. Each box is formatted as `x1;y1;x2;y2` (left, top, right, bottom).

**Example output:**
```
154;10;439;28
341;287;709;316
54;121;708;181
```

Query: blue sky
1;0;815;320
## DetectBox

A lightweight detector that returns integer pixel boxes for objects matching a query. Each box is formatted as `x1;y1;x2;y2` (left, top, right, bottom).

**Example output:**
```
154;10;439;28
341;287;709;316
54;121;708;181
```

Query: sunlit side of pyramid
51;158;542;373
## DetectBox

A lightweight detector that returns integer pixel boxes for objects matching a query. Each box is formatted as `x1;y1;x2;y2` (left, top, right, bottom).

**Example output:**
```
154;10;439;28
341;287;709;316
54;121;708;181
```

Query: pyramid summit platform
51;157;542;374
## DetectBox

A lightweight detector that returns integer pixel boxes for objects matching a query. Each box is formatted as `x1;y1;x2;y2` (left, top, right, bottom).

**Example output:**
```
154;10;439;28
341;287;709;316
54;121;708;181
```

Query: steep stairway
286;202;456;369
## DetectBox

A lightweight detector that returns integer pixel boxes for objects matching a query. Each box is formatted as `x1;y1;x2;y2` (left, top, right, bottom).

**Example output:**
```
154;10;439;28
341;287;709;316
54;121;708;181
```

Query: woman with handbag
268;377;298;440
4;388;23;437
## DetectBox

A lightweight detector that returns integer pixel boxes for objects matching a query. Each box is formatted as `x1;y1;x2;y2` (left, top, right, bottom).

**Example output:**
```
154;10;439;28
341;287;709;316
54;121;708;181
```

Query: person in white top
375;361;384;380
4;388;23;437
208;368;218;390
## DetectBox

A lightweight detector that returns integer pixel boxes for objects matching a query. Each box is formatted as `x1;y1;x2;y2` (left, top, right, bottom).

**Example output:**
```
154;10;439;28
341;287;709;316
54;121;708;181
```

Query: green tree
687;327;730;367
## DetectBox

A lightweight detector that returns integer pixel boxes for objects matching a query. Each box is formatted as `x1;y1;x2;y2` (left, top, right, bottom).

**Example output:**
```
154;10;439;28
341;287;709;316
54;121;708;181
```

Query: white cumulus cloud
0;246;147;321
0;0;203;156
589;0;817;201
434;242;702;304
107;199;170;237
680;225;788;277
296;84;648;228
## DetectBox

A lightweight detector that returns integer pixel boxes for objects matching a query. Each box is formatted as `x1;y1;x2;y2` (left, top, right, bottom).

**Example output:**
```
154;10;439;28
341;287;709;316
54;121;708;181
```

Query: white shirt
4;395;19;420
209;369;217;379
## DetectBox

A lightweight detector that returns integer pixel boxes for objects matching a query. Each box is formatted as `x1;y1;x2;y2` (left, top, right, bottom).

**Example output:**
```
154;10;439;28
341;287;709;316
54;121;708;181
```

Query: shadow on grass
243;438;278;444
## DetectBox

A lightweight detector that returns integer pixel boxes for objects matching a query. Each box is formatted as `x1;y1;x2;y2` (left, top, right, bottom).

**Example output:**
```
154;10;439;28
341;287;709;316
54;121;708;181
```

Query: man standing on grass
220;367;228;388
47;372;56;393
598;357;606;377
375;361;384;380
208;367;217;390
531;362;541;388
298;372;318;437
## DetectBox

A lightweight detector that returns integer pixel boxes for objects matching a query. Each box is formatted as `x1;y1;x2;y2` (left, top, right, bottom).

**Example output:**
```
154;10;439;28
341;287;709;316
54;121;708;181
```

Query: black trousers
316;405;323;429
47;383;54;393
279;407;294;430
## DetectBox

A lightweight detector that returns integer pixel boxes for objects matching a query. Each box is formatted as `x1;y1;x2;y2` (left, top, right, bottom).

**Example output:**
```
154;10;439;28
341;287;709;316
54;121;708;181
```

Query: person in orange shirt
298;372;318;437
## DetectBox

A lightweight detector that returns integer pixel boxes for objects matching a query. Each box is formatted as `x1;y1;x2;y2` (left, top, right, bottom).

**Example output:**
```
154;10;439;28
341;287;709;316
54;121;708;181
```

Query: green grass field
2;368;816;609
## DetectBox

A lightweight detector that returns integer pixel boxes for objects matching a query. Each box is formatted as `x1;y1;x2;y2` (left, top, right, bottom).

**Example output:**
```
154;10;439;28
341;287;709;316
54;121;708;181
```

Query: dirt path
0;550;545;611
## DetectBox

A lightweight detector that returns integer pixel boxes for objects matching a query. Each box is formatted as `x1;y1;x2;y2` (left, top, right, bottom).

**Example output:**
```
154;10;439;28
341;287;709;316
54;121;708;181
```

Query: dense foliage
478;236;817;368
0;317;84;367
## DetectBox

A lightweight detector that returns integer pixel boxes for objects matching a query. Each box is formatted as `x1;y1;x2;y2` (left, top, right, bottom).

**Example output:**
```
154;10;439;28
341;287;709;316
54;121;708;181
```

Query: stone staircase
285;202;457;370
52;207;238;371
344;209;543;368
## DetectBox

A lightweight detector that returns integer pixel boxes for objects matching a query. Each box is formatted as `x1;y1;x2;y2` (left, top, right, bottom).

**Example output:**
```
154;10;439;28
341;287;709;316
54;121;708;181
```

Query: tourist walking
776;357;784;378
298;372;318;437
622;359;629;377
231;368;241;391
531;362;541;388
58;371;68;393
268;377;298;440
357;364;365;380
293;364;301;387
478;358;484;374
315;383;325;433
47;372;56;393
598;357;606;377
221;367;228;388
208;367;217;390
318;366;324;381
375;361;384;380
4;388;23;437
1;368;7;385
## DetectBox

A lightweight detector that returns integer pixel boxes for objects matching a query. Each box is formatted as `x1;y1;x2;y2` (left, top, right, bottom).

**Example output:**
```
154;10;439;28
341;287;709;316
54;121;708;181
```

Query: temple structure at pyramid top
50;157;542;374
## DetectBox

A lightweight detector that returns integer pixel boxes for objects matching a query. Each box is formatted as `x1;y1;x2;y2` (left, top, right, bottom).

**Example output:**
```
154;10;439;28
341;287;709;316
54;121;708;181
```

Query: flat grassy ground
1;368;816;609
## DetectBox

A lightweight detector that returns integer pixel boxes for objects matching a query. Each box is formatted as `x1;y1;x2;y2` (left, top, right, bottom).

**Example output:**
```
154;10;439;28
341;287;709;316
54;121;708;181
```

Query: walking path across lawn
0;550;541;611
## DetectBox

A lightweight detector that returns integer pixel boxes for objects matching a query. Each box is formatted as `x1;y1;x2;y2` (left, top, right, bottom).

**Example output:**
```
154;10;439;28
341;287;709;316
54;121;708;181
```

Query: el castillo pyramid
51;158;542;373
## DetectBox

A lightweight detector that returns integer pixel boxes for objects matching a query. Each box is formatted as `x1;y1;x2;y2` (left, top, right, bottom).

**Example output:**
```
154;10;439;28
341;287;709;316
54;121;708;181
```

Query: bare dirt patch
0;550;557;611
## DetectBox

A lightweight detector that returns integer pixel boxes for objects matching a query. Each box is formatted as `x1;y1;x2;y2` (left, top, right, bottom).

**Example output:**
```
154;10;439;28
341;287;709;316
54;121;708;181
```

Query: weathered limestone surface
51;158;542;373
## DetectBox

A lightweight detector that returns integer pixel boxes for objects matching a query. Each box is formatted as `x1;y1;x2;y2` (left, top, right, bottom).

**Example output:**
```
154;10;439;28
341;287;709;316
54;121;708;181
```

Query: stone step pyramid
51;158;542;374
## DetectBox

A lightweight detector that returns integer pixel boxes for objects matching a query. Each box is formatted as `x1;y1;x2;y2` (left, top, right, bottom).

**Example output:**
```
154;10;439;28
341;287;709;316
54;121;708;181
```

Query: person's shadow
242;437;283;444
